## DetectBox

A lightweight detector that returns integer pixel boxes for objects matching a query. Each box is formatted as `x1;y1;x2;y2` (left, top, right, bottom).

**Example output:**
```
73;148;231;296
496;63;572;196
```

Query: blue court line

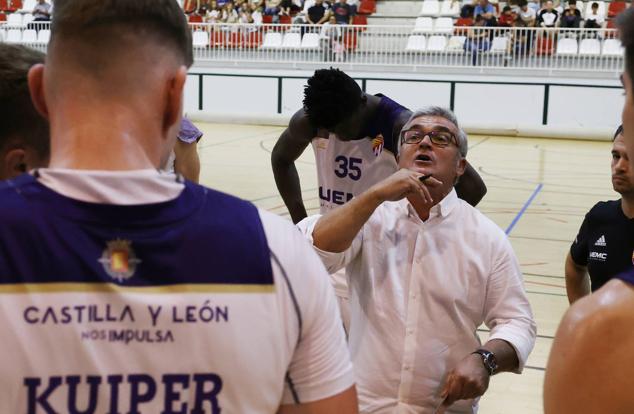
505;183;544;235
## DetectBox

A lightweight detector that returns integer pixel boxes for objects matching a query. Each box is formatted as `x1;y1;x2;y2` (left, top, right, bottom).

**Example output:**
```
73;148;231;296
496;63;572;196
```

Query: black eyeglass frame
399;128;457;148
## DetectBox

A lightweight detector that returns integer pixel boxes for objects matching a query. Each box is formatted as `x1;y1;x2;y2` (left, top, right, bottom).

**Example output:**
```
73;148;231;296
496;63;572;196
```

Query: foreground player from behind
544;9;634;414
0;1;357;413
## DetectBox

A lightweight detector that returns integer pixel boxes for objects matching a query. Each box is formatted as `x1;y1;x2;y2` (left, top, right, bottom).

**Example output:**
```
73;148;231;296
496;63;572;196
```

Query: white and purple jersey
0;169;353;413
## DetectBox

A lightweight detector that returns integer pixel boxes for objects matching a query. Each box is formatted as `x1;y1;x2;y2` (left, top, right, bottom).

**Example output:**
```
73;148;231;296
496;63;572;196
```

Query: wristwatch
471;349;498;376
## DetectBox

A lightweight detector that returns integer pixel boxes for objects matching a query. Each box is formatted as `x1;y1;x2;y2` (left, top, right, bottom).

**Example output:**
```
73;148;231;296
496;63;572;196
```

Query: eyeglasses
400;129;456;148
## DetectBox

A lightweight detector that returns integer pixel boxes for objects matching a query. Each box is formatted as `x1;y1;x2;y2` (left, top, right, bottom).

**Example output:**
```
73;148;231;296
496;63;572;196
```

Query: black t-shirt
570;200;634;291
308;4;326;22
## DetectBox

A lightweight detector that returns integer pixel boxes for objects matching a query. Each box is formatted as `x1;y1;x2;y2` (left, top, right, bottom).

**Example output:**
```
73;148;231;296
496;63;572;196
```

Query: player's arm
313;169;440;253
174;139;201;183
564;252;590;304
271;109;315;224
544;280;634;413
455;162;487;207
278;387;358;414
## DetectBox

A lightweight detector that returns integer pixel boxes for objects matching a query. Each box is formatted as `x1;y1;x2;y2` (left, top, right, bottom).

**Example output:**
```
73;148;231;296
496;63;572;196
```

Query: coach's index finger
419;174;443;187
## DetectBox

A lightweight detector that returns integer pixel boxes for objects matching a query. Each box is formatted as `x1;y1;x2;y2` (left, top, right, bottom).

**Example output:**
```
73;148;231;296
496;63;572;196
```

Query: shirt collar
401;188;459;221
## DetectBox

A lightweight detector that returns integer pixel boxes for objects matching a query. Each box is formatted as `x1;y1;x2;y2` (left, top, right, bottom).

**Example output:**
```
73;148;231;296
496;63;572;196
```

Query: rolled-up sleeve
484;236;537;373
296;214;363;274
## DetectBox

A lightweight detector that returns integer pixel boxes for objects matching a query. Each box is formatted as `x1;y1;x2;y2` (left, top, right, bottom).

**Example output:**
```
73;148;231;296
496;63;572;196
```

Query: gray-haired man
298;107;536;413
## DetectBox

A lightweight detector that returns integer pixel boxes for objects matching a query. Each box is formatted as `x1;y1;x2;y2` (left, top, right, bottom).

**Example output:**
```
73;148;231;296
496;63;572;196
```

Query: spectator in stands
474;0;497;25
537;0;559;27
511;17;533;55
205;0;222;22
221;2;239;22
264;0;281;21
560;0;582;28
461;0;477;18
332;0;355;25
583;2;604;28
251;3;264;24
0;44;48;180
32;0;52;22
239;3;254;22
498;6;516;26
465;15;491;64
321;14;345;61
307;0;330;25
518;0;537;25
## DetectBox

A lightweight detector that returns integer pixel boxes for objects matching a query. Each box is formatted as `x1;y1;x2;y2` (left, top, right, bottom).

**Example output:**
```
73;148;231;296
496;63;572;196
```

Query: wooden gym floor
196;122;615;414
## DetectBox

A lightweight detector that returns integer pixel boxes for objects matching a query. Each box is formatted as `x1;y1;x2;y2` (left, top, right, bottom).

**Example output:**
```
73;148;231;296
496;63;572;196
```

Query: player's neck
621;196;634;219
47;103;165;171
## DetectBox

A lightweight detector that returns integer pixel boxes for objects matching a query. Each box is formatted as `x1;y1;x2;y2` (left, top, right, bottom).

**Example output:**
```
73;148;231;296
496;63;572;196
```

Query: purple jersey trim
177;117;203;144
616;267;634;285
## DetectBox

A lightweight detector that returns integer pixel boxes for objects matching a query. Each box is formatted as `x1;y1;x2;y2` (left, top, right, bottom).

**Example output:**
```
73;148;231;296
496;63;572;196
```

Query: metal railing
0;21;624;75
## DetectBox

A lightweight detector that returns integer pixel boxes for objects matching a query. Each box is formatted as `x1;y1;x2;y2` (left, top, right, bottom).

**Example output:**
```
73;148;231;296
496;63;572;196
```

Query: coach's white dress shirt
299;189;536;414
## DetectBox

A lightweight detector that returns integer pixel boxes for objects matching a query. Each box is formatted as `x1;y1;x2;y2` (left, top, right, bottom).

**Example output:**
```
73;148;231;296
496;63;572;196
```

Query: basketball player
0;1;357;413
272;69;486;330
544;9;634;413
565;125;634;304
0;44;48;180
271;68;487;226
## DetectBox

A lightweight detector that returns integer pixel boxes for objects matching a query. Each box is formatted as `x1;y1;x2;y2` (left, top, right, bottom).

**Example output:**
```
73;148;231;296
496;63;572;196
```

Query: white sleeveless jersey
311;133;398;214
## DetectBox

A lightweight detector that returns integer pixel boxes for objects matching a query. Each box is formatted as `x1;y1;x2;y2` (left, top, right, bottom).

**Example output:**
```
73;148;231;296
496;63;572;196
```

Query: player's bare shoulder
287;108;325;143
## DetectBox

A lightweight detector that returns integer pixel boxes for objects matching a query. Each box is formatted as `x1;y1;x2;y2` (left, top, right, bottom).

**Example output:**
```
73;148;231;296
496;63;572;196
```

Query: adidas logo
595;235;606;247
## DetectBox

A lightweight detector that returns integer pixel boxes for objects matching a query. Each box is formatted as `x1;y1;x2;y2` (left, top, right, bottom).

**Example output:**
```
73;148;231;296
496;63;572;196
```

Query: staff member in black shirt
565;125;634;303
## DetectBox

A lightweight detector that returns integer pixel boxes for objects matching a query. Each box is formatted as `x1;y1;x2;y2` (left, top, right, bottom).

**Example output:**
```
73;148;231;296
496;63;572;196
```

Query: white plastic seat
490;36;508;53
434;17;454;34
300;33;321;49
260;32;283;49
6;29;22;43
20;28;36;43
281;32;301;48
602;38;624;57
405;35;427;51
192;30;209;48
556;38;578;55
426;35;447;51
419;0;440;16
413;17;434;33
447;35;466;51
439;0;460;16
578;38;600;55
36;28;50;44
21;13;33;26
6;13;22;27
575;0;585;14
20;0;37;13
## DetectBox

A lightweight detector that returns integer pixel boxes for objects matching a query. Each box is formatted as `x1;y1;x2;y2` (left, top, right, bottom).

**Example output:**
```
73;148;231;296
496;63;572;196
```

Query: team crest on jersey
372;135;384;157
98;239;142;283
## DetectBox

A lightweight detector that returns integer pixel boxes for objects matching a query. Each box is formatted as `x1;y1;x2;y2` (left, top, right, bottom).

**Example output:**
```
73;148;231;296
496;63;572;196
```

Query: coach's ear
28;64;49;120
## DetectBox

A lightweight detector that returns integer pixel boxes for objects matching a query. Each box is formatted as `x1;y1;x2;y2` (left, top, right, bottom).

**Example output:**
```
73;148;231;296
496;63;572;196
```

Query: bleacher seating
579;38;601;55
6;28;20;42
192;30;209;48
419;0;440;16
6;11;21;27
0;28;5;41
426;35;447;51
18;0;34;13
434;17;453;34
490;36;508;54
602;38;624;56
608;1;627;17
281;32;301;48
301;33;320;49
20;26;34;42
556;38;578;55
447;35;466;51
405;34;426;51
261;32;283;49
439;1;460;17
21;12;32;25
35;28;49;44
413;17;434;33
